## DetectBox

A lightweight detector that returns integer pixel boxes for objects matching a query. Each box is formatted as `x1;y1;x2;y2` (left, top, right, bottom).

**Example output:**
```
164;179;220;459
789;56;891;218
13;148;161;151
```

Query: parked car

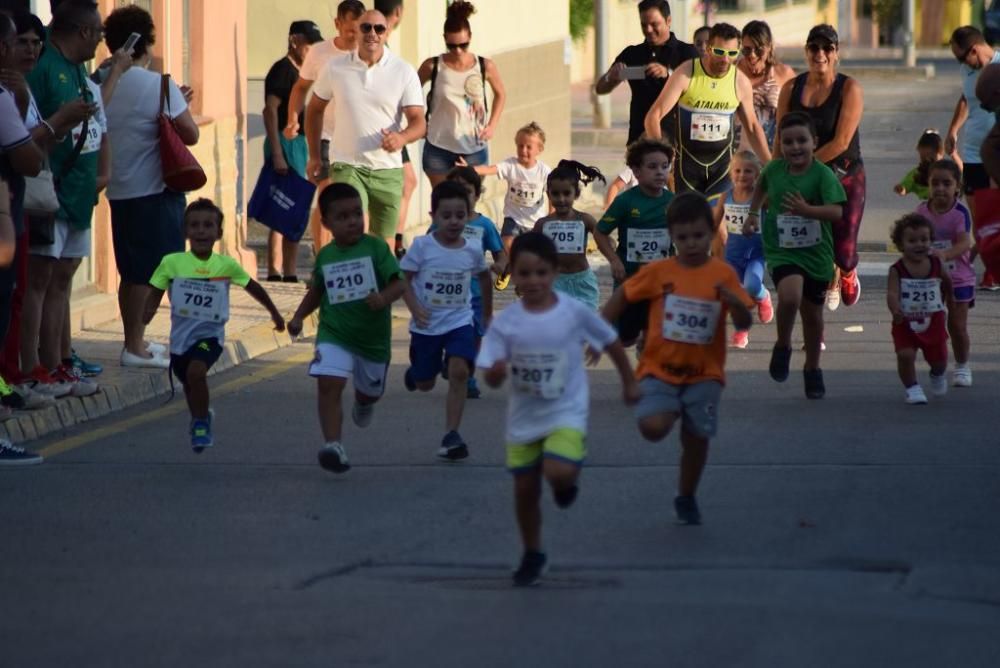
986;0;1000;45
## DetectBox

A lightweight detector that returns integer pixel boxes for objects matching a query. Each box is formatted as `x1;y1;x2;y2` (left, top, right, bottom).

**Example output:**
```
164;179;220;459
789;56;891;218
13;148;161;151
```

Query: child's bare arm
745;183;768;235
287;282;324;336
367;274;406;311
603;339;640;405
143;287;166;325
718;284;753;331
402;271;431;329
245;279;286;331
602;285;629;323
886;266;903;323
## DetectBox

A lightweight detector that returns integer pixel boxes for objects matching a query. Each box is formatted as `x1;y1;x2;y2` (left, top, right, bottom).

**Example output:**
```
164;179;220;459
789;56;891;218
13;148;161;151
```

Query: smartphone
123;32;141;56
622;66;647;80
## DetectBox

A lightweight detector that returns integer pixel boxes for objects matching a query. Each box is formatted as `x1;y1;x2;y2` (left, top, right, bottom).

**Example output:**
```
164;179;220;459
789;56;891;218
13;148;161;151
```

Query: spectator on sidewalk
735;20;795;152
304;9;425;245
262;21;323;283
103;4;199;369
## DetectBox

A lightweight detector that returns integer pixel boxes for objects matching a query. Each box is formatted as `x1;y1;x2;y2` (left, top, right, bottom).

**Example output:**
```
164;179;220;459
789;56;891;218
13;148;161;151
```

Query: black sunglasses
806;42;836;54
360;23;387;35
741;45;766;58
955;45;974;64
445;41;470;51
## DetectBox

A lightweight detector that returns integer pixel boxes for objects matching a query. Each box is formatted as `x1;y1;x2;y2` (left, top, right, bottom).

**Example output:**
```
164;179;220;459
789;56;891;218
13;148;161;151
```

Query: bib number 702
184;292;213;308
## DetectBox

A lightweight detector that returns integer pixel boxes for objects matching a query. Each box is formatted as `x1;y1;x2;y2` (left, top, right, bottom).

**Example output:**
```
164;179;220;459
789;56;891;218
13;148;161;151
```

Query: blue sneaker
190;410;214;453
467;376;481;399
71;350;103;377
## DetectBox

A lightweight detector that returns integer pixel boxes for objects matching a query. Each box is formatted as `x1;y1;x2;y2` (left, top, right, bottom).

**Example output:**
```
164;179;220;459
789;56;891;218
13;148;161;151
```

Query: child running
477;232;638;586
287;183;405;473
401;181;493;460
437;165;507;398
603;192;753;526
918;159;974;387
713;150;773;349
460;122;551;290
887;213;953;404
893;130;945;201
145;199;285;452
594;138;675;346
746;112;846;399
533;160;614;310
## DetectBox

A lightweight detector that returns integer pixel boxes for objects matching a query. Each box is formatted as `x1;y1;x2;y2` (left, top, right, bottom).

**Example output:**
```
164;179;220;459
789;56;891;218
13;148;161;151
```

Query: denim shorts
635;377;723;439
422;140;489;176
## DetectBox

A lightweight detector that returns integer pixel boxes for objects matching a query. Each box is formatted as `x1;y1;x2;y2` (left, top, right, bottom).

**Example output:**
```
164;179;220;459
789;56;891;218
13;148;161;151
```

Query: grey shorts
634;377;722;439
501;217;529;237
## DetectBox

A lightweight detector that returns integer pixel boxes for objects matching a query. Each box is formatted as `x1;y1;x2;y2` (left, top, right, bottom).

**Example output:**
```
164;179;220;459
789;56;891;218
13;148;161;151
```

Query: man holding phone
594;0;697;146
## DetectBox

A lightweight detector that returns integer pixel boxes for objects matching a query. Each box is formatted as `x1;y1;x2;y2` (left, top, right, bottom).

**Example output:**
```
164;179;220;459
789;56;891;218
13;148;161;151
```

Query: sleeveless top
789;73;861;172
677;59;740;161
425;56;488;155
892;255;946;334
736;69;781;151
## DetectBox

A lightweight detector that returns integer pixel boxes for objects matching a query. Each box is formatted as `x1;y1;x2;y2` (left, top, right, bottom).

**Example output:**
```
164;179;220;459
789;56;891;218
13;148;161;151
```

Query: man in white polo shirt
304;9;425;243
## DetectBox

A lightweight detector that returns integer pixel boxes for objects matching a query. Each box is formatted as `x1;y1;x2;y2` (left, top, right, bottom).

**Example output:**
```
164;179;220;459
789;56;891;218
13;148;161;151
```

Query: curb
1;313;321;445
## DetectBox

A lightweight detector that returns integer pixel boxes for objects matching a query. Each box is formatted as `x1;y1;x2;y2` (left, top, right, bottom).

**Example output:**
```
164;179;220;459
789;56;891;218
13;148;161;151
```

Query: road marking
37;347;316;459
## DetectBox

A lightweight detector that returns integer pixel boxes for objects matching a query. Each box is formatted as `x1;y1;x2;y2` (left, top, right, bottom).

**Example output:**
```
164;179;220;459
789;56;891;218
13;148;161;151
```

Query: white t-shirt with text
496;157;551;228
400;233;488;335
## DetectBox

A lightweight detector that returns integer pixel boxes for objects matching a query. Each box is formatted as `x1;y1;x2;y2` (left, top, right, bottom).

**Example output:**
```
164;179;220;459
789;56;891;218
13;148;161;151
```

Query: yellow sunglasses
711;47;740;59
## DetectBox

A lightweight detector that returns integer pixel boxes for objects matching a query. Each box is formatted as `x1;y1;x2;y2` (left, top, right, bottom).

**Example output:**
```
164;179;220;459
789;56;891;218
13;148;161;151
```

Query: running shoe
0;375;51;410
54;365;98;398
71;350;103;377
929;374;948;397
467;376;481;399
19;366;72;399
438;430;469;461
494;272;511;291
404;367;417;392
121;349;169;369
190;417;213;453
729;330;749;349
0;439;43;466
146;342;167;355
0;374;25;410
318;442;350;473
840;269;861;307
512;550;548;587
803;368;825;400
351;400;374;428
769;345;792;382
756;291;774;324
673;495;702;525
825;269;841;311
952;366;973;388
554;484;579;509
905;385;928;405
265;274;282;282
979;272;1000;291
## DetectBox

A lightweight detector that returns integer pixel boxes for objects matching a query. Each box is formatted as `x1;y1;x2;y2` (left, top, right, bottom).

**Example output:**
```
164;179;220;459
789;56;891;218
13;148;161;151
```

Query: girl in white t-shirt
460;122;551;290
477;231;638;586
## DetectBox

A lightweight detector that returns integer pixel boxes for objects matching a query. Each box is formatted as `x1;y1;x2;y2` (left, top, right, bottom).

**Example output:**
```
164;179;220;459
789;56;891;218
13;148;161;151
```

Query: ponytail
444;1;475;33
548;160;607;191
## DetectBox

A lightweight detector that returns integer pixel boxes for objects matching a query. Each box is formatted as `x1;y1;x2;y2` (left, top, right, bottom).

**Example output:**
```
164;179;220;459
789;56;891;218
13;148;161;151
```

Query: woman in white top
735;21;794;152
102;6;199;368
417;1;506;187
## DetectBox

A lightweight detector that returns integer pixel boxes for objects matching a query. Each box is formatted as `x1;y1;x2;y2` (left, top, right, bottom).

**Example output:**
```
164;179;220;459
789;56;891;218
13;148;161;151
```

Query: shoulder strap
159;73;170;116
790;73;806;107
425;56;440;123
57;67;92;182
479;56;488;118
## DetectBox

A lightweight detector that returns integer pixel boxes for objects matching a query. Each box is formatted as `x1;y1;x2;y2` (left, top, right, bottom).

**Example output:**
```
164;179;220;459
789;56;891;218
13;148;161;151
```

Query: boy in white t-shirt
478;232;639;586
401;181;493;460
461;121;551;290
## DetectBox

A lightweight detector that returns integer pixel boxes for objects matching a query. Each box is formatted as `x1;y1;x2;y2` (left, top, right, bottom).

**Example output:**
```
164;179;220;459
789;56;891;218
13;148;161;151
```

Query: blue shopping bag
248;161;316;242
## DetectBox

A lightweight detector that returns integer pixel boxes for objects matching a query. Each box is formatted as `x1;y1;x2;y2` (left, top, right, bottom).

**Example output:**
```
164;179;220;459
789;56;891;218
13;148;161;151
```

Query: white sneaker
351;401;374;428
825;287;841;311
121;349;169;369
905;385;928;405
317;442;350;473
929;373;948;397
55;365;98;397
18;386;54;409
952;366;972;388
146;341;167;355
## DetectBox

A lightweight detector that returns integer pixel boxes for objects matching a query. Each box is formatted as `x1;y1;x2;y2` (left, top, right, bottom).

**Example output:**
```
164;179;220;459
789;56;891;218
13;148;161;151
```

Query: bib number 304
662;295;721;345
170;278;227;323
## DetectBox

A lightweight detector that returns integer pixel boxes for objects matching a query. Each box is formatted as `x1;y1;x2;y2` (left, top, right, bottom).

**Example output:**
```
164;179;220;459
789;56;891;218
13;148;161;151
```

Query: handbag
158;74;206;193
28;115;90;247
23;167;60;215
247;160;316;242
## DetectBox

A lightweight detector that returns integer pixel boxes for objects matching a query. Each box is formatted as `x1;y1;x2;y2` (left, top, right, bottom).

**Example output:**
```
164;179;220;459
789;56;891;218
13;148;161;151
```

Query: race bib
322;257;377;304
626;228;670;264
932;241;957;273
543;220;586;254
510;350;568;399
776;215;821;248
509;182;542;209
724;203;750;235
71;121;102;155
690;112;731;142
662;295;721;345
900;277;944;317
425;269;470;308
462;225;485;246
170;278;227;323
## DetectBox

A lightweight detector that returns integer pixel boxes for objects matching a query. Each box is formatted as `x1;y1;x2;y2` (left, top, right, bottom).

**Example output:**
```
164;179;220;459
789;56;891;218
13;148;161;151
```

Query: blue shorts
422;140;489;176
470;296;485;337
953;285;975;304
409;325;477;382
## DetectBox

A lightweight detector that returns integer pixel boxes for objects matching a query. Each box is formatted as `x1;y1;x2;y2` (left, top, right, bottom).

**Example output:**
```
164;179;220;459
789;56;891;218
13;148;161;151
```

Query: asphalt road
3;280;1000;667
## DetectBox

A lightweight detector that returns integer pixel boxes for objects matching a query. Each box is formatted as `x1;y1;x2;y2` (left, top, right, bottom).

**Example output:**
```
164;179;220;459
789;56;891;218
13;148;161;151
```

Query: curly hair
104;4;155;59
890;213;935;251
625;138;675;169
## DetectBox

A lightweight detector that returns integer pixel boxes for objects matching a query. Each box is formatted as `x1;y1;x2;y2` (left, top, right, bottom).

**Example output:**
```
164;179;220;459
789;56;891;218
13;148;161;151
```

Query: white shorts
308;341;389;398
30;219;92;259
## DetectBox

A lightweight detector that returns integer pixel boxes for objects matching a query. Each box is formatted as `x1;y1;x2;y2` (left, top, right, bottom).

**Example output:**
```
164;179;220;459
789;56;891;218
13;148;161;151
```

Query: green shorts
330;162;404;240
554;268;600;310
506;428;586;473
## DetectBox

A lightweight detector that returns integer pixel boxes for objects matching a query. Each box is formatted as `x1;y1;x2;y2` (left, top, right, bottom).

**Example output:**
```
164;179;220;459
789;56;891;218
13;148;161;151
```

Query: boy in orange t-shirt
603;192;753;525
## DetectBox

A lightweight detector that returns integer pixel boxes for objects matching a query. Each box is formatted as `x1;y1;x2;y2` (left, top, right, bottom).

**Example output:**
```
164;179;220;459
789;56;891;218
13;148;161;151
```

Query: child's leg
744;258;767;301
896;348;918;387
317;376;348;442
543;458;580;496
678;427;709;498
445;355;470;431
947;302;970;365
513;469;543;552
799;300;825;370
409;334;441;392
774;274;803;349
638;412;680;442
184;360;210;420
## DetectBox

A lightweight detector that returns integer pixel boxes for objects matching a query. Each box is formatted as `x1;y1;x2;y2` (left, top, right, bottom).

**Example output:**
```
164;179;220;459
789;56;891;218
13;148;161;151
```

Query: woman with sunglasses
644;22;771;197
735;21;794;152
775;24;864;311
417;1;506;188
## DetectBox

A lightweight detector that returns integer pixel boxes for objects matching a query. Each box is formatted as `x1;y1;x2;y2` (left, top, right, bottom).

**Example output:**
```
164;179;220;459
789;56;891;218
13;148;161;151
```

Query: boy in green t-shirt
288;183;405;474
745;112;846;400
593;139;675;346
145;199;285;452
